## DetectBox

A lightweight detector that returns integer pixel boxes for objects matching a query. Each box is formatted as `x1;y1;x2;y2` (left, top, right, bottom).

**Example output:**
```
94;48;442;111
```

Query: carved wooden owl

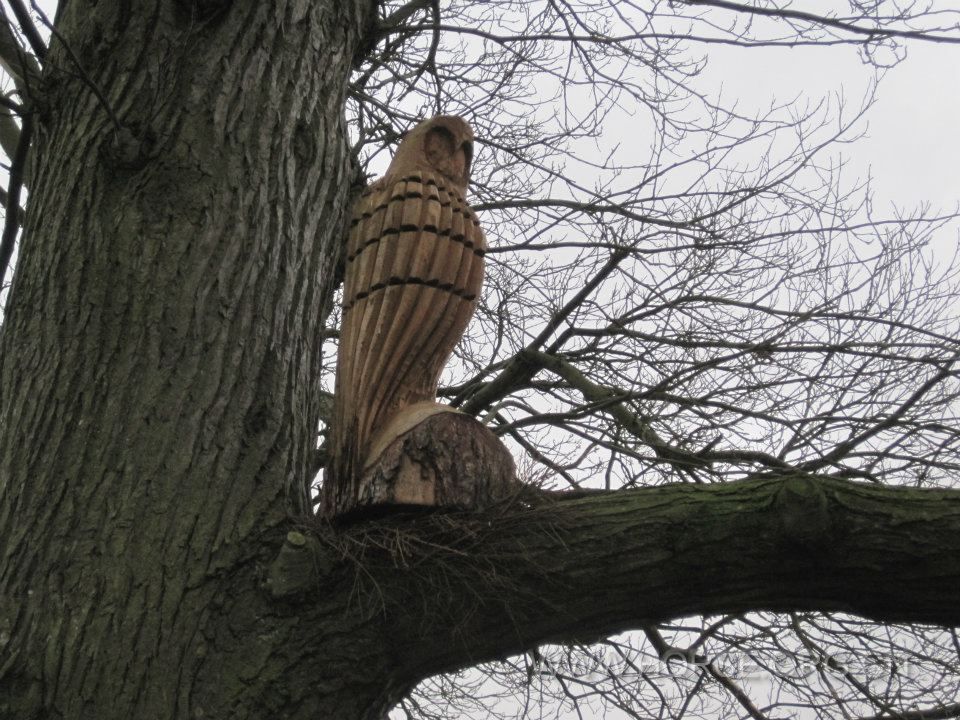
326;116;486;503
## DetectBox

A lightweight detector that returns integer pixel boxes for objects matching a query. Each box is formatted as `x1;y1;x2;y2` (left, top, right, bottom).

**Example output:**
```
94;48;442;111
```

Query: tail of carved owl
324;170;486;513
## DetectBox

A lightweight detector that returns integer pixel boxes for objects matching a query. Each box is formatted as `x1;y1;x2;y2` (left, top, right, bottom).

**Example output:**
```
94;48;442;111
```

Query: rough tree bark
1;3;959;720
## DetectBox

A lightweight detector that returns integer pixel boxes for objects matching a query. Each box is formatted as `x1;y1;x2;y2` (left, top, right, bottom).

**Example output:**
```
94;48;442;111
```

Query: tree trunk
0;2;390;717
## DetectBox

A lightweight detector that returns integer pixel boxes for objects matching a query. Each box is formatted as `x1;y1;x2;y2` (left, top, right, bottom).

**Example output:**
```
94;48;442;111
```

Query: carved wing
328;170;486;489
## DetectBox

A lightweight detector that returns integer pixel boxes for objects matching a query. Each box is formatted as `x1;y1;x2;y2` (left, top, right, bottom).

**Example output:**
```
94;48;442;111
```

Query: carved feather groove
329;169;486;492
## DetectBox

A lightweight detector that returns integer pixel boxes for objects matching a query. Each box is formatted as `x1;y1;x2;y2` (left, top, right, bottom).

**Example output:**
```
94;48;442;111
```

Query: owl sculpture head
385;115;475;196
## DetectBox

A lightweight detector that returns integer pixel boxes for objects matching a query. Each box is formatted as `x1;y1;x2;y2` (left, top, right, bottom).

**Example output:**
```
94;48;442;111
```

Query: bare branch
456;247;630;414
682;0;960;45
0;6;40;93
804;359;958;472
645;627;772;720
0;109;21;158
8;0;46;59
861;703;960;720
378;0;434;37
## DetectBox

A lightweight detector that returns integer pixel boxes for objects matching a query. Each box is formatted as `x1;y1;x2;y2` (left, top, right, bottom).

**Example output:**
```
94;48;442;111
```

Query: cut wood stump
326;402;516;518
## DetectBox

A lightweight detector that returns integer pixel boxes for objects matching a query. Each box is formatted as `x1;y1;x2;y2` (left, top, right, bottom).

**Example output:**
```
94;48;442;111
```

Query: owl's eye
425;127;457;166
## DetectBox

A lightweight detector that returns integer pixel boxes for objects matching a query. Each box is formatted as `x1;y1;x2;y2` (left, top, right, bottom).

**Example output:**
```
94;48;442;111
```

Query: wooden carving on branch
323;116;515;518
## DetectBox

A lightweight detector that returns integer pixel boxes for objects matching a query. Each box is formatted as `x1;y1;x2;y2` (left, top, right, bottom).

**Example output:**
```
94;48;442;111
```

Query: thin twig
428;0;441;113
804;358;958;472
402;0;443;113
645;627;773;720
456;246;629;415
681;0;960;44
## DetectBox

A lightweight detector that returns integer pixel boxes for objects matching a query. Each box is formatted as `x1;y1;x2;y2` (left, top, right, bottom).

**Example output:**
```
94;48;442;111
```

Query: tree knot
773;475;833;554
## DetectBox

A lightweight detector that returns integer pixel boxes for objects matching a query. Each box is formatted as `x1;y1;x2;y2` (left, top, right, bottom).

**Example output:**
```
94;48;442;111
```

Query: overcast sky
699;39;960;214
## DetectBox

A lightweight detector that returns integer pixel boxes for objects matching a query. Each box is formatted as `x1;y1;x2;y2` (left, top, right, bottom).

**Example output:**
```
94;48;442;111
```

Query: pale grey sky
700;39;960;213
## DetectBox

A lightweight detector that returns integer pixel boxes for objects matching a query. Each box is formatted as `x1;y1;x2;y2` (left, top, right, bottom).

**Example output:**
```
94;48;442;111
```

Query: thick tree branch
8;0;46;59
298;474;960;682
